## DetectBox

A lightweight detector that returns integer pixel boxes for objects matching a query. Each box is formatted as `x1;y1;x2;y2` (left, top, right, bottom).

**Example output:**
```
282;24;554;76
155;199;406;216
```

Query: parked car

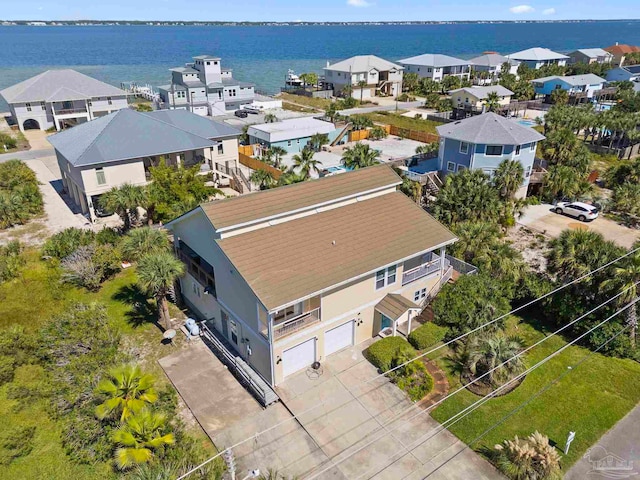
234;110;248;118
554;201;599;222
244;105;262;114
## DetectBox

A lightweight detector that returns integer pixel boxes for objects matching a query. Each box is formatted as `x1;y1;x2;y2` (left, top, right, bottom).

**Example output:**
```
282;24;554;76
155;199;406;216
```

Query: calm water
1;22;640;109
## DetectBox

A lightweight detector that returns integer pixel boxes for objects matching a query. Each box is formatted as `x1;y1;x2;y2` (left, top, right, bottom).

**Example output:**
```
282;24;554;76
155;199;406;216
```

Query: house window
192;281;201;297
229;319;238;344
40;101;46;110
375;265;397;290
515;145;521;155
485;145;503;156
414;288;427;302
95;168;106;185
26;103;32;112
525;166;531;178
530;142;536;152
457;164;466;172
459;142;469;154
447;161;456;172
297;139;300;144
107;97;112;105
287;140;292;147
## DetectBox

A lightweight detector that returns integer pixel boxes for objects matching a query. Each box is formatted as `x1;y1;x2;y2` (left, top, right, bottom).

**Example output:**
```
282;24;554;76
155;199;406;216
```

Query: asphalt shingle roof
48;108;217;167
399;53;470;68
325;55;403;73
0;69;126;104
436;112;545;145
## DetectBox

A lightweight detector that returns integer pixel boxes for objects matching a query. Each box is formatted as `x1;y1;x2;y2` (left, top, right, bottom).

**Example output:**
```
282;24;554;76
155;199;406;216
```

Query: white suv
554;201;598;222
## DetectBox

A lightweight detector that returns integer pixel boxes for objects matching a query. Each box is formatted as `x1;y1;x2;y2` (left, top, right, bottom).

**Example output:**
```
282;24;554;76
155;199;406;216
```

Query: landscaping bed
360;111;442;135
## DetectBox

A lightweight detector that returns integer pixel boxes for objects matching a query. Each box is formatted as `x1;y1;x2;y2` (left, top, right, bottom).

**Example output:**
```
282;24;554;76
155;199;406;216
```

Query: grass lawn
281;101;319;113
360;111;442;135
430;313;640;471
0;248;214;479
1;129;29;153
279;92;333;110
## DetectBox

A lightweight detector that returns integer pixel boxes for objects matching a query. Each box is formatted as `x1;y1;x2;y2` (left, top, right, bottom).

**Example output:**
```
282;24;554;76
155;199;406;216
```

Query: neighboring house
507;47;569;69
531;74;607;102
606;65;640;83
166;165;458;386
247;117;338;153
568;48;614;65
449;85;513;112
399;54;471;82
323;55;404;99
0;69;128;132
435;112;546;197
468;53;519;85
158;54;255;117
48;108;241;220
604;43;640;67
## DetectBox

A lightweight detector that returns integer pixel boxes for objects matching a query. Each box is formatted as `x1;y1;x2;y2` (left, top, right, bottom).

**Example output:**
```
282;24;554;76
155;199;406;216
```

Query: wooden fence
238;144;255;156
388;125;439;144
238;153;283;179
349;129;369;142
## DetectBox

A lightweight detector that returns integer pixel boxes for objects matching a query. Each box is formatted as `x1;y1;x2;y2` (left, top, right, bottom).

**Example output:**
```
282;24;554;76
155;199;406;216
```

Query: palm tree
398;174;422;203
493;159;524;200
601;246;640;346
309;133;329;152
121;227;170;262
101;184;146;231
137;251;185;330
341;84;353;98
550;88;569;105
249;169;276;190
95;364;158;421
277;168;305;186
292;149;322;179
112;410;175;470
466;334;525;387
357;80;368;103
484;91;501;112
494;431;562;480
341;142;380;170
415;143;438;158
350;115;374;131
325;103;341;123
449;220;501;263
263;113;278;123
270;146;287;169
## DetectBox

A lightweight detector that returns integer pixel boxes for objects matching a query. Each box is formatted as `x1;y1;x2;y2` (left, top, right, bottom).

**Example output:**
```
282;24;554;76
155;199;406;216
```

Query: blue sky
4;0;638;22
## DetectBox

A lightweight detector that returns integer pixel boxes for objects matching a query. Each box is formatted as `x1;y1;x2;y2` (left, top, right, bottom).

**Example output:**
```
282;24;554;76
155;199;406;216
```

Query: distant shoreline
2;19;640;27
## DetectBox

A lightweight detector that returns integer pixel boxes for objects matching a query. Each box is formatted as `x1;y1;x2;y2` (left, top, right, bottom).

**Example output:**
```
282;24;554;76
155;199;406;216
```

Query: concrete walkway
339;100;424;116
0;147;55;163
565;403;640;479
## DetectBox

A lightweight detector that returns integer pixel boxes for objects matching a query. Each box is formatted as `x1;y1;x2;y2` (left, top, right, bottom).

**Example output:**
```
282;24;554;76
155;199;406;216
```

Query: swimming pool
516;119;538;127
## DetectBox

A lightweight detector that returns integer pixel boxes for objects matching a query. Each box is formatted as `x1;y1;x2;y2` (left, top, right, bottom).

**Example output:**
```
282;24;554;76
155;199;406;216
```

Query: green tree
415;143;439;158
101;183;146;231
299;72;318;87
341;142;380;170
0;159;43;229
277;168;306;186
137;251;185;330
419;78;439;95
368;126;388;140
611;182;640;219
250;169;276;190
550;88;569;105
341;84;353;98
350;115;374;131
95;364;158;421
484;91;501;112
466;334;526;387
493;159;524;200
512;80;534;101
292;149;322;179
325;102;341;123
309;133;330;152
112;410;174;470
399;176;422;203
403;72;419;93
263;113;278;123
494;431;562;480
543;165;589;200
121;227;170;262
441;75;461;94
357;80;368;103
269;146;287;169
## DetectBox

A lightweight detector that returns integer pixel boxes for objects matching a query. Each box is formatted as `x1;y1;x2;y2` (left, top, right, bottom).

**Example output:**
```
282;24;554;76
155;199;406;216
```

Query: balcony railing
402;259;443;286
54;107;88;115
273;308;321;340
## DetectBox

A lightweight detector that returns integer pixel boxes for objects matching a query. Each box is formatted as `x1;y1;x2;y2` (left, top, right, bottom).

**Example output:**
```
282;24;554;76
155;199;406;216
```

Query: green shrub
0;159;43;229
365;336;416;372
391;349;434;401
408;323;448;350
0;354;15;385
0;425;36;465
368;126;388;141
42;227;95;259
0;133;17;150
95;227;121;246
0;240;25;282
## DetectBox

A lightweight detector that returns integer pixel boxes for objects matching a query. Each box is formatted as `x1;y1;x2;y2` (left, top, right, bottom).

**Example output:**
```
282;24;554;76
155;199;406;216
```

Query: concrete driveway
518;204;640;249
277;340;501;479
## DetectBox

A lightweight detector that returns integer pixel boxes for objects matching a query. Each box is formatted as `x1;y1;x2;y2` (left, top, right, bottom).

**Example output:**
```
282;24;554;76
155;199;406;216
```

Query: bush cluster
408;322;447;350
0;132;17;150
0;240;25;282
0;425;36;465
0;159;43;229
365;336;416;372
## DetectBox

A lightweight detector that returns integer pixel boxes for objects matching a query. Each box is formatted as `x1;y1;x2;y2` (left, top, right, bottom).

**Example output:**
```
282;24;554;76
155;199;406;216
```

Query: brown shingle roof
605;44;640;55
216;192;457;310
375;293;420;321
201;164;402;230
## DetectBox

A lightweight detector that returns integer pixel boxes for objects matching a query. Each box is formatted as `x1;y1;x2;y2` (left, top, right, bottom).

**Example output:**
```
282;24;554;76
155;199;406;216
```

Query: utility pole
223;448;236;480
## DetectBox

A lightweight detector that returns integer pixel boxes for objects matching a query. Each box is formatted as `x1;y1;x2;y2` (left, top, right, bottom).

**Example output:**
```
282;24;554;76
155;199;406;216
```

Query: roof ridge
3;69;49;101
73;110;126;166
45;85;91;101
138;110;214;141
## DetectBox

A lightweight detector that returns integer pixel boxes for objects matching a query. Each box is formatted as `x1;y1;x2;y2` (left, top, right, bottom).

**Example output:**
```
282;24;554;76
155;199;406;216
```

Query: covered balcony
271;297;321;340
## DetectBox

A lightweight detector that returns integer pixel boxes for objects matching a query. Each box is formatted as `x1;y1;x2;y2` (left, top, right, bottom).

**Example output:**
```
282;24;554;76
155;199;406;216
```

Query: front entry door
221;311;229;338
381;314;392;330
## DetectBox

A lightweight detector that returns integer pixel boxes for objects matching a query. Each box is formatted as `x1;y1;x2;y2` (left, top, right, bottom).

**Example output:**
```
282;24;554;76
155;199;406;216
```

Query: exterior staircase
425;172;443;196
330;122;353;146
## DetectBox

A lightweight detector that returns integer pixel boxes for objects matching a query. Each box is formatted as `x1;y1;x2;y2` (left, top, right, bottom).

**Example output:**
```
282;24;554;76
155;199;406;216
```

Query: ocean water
1;22;640;110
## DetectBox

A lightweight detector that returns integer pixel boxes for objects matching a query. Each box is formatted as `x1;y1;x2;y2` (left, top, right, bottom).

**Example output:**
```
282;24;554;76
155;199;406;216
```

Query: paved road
339;100;424;116
0;147;55;162
565;403;640;479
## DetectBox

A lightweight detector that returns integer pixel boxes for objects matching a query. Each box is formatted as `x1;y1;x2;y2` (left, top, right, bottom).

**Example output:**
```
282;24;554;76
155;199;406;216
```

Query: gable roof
376;294;420;321
215;192;457;310
0;69;126;104
449;85;514;99
199;164;402;230
469;53;517;68
571;48;613;58
145;110;240;139
507;47;569;61
399;53;470;67
436;112;545;145
605;44;640;55
532;74;606;86
325;55;403;73
48;108;216;168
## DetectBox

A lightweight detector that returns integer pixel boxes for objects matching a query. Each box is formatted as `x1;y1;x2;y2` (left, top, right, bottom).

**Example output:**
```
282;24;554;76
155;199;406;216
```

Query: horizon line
3;18;640;23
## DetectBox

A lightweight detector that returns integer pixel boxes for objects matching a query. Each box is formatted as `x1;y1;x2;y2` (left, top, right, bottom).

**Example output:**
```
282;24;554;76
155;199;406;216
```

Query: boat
285;69;304;87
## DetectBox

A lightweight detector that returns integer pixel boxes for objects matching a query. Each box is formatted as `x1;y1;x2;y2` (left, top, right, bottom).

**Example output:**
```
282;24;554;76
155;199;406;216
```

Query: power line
305;296;639;480
177;246;640;480
419;321;633;480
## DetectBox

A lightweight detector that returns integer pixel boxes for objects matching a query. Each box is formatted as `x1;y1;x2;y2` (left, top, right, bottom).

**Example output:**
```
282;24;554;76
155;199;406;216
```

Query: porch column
439;246;446;272
407;312;412;335
392;319;397;337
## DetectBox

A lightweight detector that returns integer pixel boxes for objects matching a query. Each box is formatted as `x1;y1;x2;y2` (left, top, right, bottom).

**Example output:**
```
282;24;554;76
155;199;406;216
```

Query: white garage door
325;320;355;356
282;338;316;377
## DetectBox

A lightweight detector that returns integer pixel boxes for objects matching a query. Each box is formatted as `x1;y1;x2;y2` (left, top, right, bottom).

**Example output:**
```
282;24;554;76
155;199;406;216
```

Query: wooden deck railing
273;308;321;340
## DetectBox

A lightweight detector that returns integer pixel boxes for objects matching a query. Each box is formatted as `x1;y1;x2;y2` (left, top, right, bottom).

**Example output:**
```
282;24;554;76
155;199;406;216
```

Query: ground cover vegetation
0;159;44;229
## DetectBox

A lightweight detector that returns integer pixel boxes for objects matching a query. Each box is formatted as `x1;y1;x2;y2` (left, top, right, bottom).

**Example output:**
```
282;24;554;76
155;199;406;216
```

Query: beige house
324;55;404;99
449;85;514;112
48;108;241;221
166;165;459;391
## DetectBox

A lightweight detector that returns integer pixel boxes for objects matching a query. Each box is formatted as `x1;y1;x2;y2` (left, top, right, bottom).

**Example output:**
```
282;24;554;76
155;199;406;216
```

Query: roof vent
332;240;336;246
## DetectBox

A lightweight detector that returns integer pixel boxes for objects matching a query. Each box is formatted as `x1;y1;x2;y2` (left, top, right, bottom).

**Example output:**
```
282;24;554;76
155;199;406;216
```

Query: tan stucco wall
80;159;147;197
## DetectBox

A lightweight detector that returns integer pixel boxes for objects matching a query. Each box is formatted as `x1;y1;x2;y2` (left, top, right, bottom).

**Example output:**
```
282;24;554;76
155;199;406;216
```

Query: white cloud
509;4;535;13
347;0;373;7
543;7;556;15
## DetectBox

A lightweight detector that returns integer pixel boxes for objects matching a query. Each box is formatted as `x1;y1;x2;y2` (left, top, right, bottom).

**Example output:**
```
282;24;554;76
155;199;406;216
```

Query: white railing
420;265;454;308
273;308;321;340
402;260;441;285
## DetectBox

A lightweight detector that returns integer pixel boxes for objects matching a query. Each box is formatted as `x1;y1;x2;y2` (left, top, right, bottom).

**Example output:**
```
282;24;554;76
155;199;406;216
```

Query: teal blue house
434;113;546;198
248;117;340;153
